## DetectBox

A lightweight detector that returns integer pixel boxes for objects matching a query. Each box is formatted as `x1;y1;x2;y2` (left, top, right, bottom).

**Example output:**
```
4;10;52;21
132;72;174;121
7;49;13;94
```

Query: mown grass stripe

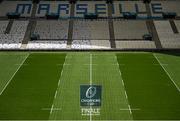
0;53;66;120
0;54;29;95
117;53;180;120
153;53;180;92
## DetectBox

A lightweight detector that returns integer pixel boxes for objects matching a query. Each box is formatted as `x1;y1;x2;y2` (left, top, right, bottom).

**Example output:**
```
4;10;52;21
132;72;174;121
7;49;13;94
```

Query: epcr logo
86;86;97;98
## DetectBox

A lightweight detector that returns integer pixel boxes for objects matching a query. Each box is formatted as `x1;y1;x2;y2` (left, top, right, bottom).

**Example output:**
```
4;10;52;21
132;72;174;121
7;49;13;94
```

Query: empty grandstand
0;0;180;50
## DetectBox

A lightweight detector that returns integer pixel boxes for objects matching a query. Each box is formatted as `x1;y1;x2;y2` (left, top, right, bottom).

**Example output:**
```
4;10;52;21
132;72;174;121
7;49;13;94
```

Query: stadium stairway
21;2;37;49
108;3;116;49
67;3;75;49
4;20;13;34
146;20;162;49
145;2;151;17
145;2;162;49
169;20;179;34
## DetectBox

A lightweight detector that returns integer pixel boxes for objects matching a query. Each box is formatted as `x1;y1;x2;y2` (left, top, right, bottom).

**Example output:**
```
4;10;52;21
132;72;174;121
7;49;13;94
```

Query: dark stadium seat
69;0;76;4
123;12;137;19
84;13;98;19
30;33;40;41
106;0;113;4
6;12;20;19
46;13;59;20
162;12;177;19
143;34;152;41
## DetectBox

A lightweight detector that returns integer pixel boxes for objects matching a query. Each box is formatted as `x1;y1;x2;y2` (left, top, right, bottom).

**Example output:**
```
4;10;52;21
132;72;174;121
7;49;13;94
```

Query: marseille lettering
15;3;163;15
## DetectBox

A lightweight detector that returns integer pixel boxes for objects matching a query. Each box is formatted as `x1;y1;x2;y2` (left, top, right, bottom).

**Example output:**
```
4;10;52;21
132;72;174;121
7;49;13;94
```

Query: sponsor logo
86;86;97;98
80;85;102;106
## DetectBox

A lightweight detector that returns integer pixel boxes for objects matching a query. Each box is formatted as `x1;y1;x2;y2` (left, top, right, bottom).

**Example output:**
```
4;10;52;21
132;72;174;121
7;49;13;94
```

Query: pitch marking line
50;55;68;114
89;54;92;121
128;105;132;114
153;63;168;66
153;54;180;92
125;91;128;99
120;108;140;111
50;105;54;114
57;64;71;66
115;55;133;116
54;90;57;99
90;54;92;85
0;54;29;95
14;64;29;66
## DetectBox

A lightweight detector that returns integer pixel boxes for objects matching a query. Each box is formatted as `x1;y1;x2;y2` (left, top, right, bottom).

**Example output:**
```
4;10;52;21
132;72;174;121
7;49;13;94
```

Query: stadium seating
73;20;109;40
91;40;110;49
72;20;110;49
71;40;110;49
27;40;67;49
0;21;8;34
10;21;28;34
71;40;91;49
154;20;180;48
0;0;180;50
115;40;156;49
34;20;68;39
175;20;180;32
114;20;149;40
0;21;28;49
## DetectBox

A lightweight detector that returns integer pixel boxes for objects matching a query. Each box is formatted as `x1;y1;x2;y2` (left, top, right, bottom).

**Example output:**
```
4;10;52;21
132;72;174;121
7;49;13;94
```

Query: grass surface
0;52;179;120
155;52;180;88
117;53;180;120
0;53;66;120
0;52;28;94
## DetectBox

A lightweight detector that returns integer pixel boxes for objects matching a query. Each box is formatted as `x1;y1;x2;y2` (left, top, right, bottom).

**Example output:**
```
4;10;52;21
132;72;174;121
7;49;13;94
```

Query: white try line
153;54;180;92
0;54;29;95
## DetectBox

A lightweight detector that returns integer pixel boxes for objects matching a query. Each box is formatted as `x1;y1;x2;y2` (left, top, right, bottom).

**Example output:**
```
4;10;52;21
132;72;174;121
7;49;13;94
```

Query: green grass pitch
0;52;179;120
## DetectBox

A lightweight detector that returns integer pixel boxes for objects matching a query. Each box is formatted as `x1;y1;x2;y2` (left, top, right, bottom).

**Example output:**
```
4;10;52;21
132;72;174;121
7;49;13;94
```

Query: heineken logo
80;85;102;106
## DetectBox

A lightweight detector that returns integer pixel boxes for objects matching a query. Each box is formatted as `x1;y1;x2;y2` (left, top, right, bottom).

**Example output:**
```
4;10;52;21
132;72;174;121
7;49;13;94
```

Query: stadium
0;0;180;120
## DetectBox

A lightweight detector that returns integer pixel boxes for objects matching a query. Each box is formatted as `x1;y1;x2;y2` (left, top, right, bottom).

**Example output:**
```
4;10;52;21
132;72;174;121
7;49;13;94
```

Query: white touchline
115;55;133;116
153;54;180;92
0;54;29;95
